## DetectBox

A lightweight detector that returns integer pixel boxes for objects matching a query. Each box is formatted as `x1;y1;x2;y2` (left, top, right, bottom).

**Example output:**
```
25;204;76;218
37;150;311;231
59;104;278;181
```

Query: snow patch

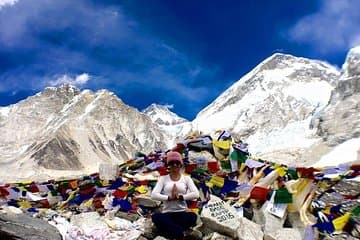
312;138;360;167
284;81;333;106
0;106;10;117
247;117;318;154
349;45;360;57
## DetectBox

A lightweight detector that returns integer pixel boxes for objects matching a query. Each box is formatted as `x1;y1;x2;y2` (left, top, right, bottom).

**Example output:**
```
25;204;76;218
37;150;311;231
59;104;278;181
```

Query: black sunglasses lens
169;161;180;166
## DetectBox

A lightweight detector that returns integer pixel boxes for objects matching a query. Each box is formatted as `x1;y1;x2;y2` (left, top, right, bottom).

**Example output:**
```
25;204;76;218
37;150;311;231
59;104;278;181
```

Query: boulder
252;201;287;235
0;207;62;240
264;228;302;240
201;195;240;239
237;216;263;240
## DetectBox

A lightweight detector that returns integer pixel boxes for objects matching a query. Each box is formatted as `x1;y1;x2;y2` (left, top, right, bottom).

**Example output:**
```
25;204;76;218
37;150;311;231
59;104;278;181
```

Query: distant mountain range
1;46;359;182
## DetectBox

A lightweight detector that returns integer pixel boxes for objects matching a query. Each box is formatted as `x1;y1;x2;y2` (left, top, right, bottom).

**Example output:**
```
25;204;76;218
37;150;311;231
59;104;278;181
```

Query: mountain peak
43;83;81;98
342;45;360;78
143;104;188;126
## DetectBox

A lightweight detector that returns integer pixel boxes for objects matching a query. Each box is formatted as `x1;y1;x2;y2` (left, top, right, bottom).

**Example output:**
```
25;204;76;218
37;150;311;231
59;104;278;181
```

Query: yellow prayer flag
21;181;33;185
83;199;93;208
18;201;32;208
135;185;147;194
323;208;331;215
209;175;225;188
205;182;214;188
212;140;231;150
294;179;310;196
276;167;287;177
333;212;351;231
239;163;246;173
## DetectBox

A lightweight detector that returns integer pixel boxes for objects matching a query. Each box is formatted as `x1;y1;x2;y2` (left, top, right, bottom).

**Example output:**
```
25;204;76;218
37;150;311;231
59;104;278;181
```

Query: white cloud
288;0;360;54
0;0;17;10
164;104;174;109
49;73;90;87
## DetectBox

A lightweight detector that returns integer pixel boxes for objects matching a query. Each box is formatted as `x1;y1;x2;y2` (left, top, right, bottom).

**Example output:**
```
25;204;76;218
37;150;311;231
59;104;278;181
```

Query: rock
136;236;148;240
252;201;287;235
135;195;161;208
201;195;240;239
115;210;142;222
237;216;263;240
203;232;234;240
141;218;158;239
264;228;302;240
284;212;306;237
153;236;169;240
0;209;62;240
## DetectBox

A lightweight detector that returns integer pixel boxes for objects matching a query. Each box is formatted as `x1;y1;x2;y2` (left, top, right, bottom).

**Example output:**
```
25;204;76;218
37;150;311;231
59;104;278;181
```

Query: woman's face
167;161;182;172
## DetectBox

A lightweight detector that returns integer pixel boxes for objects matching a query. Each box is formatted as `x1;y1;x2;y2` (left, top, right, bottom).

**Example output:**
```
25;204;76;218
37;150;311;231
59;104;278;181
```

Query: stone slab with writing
201;195;240;239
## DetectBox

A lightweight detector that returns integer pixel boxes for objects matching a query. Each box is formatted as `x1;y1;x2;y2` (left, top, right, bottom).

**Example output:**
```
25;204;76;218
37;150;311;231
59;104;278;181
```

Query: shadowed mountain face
314;47;360;147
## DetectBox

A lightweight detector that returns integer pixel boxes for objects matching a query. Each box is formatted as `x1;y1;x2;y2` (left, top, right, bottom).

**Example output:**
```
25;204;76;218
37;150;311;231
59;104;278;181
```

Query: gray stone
203;232;234;240
237;217;263;240
252;201;287;235
135;195;161;208
0;210;62;240
285;212;306;238
264;228;302;240
153;236;169;240
201;195;240;239
114;210;142;222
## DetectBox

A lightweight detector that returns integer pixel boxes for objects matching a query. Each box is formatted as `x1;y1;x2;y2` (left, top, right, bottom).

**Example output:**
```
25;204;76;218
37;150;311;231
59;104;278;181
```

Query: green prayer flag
274;187;293;204
287;169;298;180
220;159;231;170
230;150;247;163
352;206;360;216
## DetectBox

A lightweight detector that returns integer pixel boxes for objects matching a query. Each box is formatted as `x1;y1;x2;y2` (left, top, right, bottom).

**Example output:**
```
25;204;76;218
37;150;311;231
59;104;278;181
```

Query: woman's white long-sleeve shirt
151;174;199;213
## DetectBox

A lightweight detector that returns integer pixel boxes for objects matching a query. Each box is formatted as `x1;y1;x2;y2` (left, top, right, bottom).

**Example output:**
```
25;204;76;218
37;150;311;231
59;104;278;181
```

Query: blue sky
1;0;360;120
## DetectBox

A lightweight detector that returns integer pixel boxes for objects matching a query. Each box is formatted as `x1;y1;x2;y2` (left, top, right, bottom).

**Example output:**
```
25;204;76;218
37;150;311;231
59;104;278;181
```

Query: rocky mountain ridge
0;84;166;181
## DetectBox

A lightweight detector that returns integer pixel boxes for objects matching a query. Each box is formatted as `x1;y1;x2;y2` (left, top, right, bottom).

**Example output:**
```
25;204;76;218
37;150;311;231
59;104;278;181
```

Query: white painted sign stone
201;195;240;238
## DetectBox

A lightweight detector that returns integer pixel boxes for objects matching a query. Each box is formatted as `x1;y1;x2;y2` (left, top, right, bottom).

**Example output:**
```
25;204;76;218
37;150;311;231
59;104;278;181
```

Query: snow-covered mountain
142;104;191;147
312;46;360;167
2;47;360;182
189;53;340;166
0;84;167;182
142;104;188;126
181;49;360;167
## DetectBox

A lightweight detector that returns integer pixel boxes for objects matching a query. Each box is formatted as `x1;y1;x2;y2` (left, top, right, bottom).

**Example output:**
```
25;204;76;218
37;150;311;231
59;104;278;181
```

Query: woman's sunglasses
167;161;182;167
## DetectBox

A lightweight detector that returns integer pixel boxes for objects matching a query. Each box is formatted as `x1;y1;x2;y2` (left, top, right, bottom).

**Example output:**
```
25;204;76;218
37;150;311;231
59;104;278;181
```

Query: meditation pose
151;151;200;239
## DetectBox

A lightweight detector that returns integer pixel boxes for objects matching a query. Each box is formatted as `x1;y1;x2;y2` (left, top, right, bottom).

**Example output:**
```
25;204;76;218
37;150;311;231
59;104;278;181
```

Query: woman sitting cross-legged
151;151;201;240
